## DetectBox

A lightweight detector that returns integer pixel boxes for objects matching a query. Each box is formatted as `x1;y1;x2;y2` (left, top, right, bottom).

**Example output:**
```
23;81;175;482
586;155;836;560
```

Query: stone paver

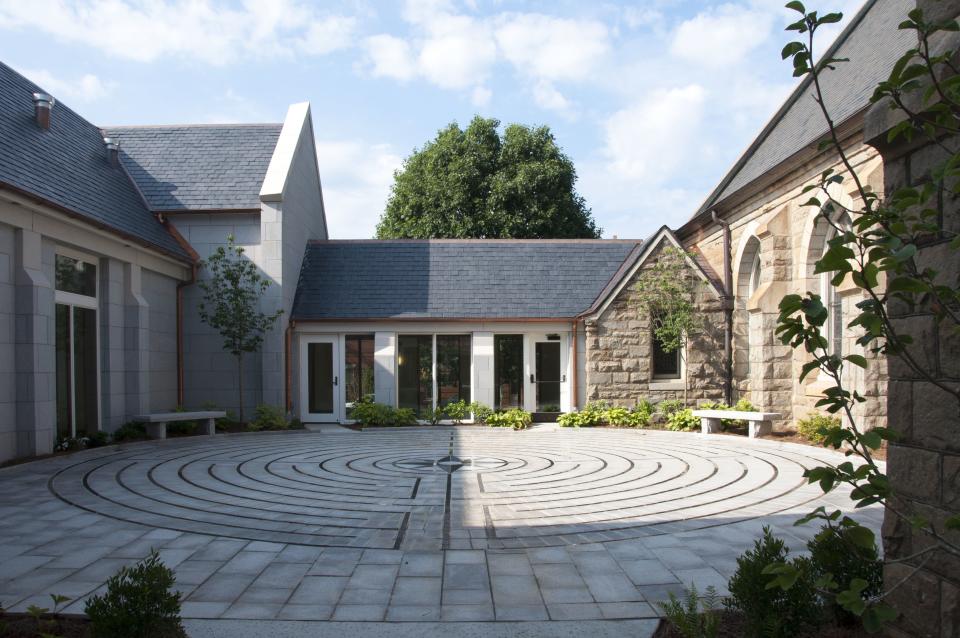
0;427;882;624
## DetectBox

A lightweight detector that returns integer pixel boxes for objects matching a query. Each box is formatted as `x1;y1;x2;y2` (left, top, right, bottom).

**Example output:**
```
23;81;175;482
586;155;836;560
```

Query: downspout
571;320;578;411
711;210;734;405
285;320;295;413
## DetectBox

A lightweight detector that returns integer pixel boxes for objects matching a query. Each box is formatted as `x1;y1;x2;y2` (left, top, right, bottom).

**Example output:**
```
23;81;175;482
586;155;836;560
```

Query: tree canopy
376;116;600;239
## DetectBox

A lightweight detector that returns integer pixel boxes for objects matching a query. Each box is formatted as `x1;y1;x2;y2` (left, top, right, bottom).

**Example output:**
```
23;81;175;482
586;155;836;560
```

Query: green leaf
819;12;843;24
782;41;805;59
861;430;882;450
845;354;867;368
845;525;876;550
785;1;806;14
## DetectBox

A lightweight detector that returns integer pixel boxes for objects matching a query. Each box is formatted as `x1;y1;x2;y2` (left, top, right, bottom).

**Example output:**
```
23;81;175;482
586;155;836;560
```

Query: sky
0;0;863;240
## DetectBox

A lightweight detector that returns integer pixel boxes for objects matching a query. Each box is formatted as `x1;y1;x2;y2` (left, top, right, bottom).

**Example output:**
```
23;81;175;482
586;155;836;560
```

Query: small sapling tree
197;235;282;423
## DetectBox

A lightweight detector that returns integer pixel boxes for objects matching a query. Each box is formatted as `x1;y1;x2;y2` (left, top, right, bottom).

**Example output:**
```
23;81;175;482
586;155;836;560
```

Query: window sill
649;379;685;390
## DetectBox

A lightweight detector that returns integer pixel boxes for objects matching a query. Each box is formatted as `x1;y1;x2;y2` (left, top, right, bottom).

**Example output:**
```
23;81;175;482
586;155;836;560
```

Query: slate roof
292;240;640;320
694;0;915;216
104;124;282;211
0;62;189;259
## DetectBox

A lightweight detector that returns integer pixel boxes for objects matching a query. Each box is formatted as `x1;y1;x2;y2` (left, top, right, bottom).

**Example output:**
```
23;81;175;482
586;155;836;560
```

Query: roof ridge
103;122;283;130
307;238;643;244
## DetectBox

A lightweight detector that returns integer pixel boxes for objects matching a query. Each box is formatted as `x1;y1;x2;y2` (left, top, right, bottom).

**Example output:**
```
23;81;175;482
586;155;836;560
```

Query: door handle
334;376;339;386
562;374;567;382
530;374;535;383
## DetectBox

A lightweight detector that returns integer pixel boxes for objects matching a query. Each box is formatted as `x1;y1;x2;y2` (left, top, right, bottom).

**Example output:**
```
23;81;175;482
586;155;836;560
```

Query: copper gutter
711;211;734;405
162;220;201;408
291;317;576;324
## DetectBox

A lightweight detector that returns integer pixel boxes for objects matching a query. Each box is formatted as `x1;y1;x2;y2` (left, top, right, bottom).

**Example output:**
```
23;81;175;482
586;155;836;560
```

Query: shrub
87;431;111;448
54;436;86;452
422;406;445;425
605;406;633;426
658;583;720;638
201;402;240;431
486;408;532;430
726;527;821;638
113;422;147;443
666;408;700;431
468;401;494;424
797;412;842;444
629;400;654;427
657;399;684;415
697;398;757;430
246;404;289;431
350;398;418;427
443;400;469;424
808;525;883;626
84;550;185;638
166;421;196;437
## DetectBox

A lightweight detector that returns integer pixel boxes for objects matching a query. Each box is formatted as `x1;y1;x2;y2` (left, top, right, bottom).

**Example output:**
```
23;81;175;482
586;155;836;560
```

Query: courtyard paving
0;426;882;625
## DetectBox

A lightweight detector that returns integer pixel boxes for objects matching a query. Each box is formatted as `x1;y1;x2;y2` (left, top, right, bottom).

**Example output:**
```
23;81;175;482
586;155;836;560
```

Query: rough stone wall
685;139;888;430
865;7;960;633
584;238;726;407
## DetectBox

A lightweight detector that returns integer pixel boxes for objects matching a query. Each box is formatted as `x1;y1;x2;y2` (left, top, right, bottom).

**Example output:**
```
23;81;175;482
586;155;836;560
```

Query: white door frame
525;332;569;413
300;334;341;422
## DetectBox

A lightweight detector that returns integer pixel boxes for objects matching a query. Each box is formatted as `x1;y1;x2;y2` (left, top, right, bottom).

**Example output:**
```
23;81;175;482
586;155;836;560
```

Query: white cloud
315;139;403;238
670;4;775;68
417;14;496;89
602;84;706;182
21;68;112;103
0;0;356;65
471;86;492;107
494;13;609;82
532;81;570;112
364;34;417;81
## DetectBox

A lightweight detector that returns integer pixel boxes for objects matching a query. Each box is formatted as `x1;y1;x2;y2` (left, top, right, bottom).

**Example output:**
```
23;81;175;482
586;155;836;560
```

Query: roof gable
0;62;188;259
583;226;724;319
105;124;282;211
292;240;640;320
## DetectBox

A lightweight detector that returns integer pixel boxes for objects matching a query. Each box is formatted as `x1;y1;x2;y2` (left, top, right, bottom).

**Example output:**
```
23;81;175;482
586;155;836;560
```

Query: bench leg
749;420;772;438
203;417;216;436
700;417;722;434
145;422;167;440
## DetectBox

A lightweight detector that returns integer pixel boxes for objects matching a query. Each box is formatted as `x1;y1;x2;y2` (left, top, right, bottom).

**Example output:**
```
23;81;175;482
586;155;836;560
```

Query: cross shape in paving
394;455;504;473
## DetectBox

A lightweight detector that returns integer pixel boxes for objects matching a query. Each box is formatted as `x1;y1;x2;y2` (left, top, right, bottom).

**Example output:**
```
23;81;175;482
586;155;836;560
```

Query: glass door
534;341;562;412
494;335;524;410
54;252;99;439
301;336;340;422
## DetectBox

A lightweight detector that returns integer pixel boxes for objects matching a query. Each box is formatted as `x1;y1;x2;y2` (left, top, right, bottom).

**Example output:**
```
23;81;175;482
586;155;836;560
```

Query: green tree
197;235;283;423
376;116;601;239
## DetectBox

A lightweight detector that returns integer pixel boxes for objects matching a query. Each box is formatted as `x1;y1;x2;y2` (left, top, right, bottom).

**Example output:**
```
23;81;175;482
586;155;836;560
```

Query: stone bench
133;411;226;440
692;410;781;438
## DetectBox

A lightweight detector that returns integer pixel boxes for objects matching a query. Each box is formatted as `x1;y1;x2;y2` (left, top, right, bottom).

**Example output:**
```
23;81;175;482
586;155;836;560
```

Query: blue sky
0;0;861;239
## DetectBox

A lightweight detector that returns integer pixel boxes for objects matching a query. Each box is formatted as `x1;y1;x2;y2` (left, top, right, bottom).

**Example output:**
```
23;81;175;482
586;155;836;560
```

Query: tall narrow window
345;334;375;405
397;335;433;416
494;335;524;410
820;224;846;357
651;331;681;379
749;251;762;296
437;335;471;407
54;253;99;439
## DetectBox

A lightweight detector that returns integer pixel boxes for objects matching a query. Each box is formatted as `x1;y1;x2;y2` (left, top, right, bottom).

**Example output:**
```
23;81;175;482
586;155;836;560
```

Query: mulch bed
0;613;90;638
654;610;873;638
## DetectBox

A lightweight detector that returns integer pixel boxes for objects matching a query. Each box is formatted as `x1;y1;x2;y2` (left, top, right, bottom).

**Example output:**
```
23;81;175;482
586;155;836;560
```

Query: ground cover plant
485;408;532;430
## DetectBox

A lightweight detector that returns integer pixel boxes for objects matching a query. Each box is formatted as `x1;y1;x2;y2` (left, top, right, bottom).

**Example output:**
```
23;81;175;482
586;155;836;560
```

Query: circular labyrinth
49;428;837;550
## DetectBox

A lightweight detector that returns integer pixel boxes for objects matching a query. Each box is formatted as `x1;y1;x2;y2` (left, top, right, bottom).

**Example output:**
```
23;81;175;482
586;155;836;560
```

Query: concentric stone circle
47;427;839;551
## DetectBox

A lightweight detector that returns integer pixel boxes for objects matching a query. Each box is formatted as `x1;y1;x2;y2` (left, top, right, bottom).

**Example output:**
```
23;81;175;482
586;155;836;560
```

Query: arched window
808;211;851;357
749;250;762;296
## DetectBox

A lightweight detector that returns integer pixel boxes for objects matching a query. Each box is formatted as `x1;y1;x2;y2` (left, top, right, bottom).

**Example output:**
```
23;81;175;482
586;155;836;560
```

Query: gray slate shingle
702;0;915;211
105;124;281;211
292;240;640;320
0;62;188;258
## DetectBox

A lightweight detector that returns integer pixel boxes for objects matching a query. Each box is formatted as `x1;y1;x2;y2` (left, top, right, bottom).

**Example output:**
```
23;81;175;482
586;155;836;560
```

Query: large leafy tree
376;116;601;239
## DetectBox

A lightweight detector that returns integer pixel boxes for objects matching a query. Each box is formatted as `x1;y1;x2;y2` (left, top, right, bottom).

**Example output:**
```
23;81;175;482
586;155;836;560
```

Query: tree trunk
237;352;244;424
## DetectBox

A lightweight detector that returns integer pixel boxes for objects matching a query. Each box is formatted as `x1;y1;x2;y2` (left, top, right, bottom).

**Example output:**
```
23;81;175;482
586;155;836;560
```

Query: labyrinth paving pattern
0;427;883;622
